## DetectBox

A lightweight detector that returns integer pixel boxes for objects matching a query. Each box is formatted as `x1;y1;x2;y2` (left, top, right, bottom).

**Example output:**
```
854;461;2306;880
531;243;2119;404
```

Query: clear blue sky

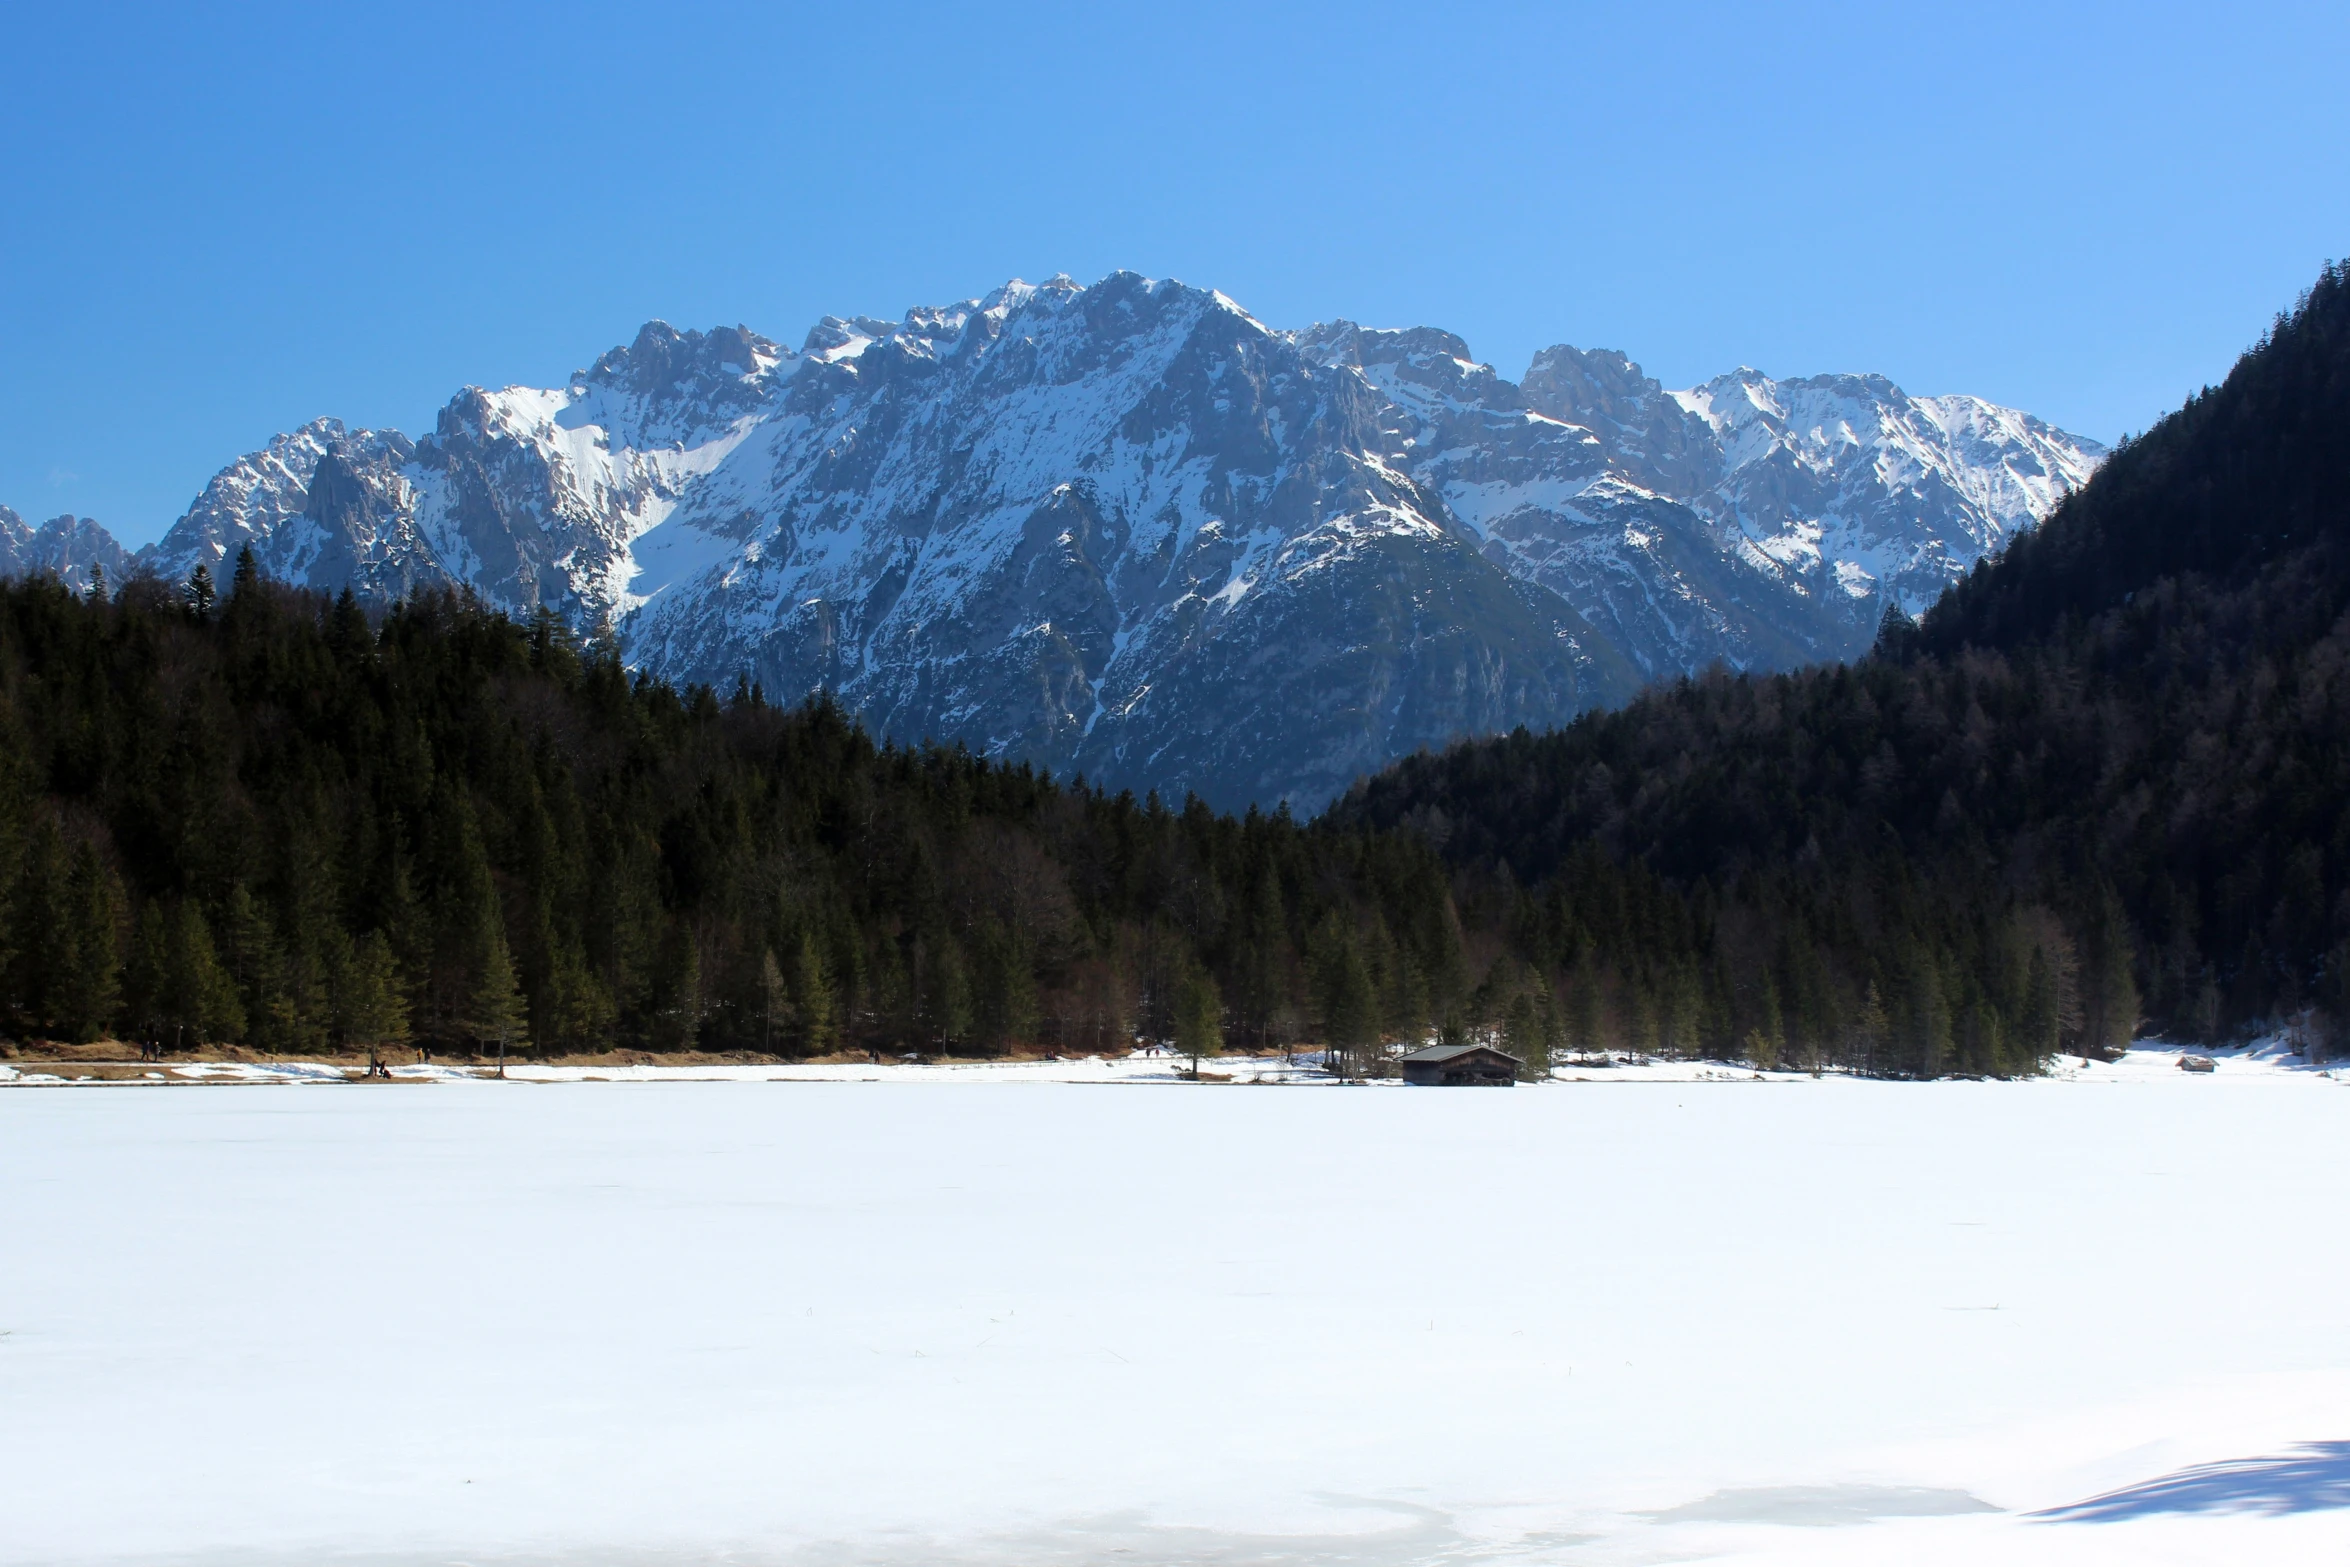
4;0;2344;546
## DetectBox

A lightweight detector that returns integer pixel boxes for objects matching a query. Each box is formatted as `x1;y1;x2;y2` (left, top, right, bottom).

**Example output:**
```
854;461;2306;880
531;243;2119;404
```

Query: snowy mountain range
7;273;2102;809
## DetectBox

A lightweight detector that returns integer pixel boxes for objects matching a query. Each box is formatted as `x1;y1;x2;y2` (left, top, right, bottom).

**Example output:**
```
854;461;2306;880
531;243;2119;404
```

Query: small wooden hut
1400;1042;1522;1086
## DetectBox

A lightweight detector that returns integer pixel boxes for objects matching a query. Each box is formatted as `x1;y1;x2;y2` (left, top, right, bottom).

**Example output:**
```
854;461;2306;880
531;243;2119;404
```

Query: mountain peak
1522;344;1666;408
585;321;784;396
0;508;130;592
801;315;897;362
25;272;2105;809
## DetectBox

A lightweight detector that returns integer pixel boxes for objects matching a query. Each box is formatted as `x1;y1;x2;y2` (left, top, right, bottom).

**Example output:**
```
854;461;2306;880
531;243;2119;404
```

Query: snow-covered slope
1523;347;2104;615
1297;325;1876;678
6;274;2104;808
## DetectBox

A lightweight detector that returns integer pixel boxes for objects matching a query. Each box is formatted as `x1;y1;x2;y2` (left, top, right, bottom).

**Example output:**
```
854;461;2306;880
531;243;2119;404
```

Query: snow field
1;1068;2345;1565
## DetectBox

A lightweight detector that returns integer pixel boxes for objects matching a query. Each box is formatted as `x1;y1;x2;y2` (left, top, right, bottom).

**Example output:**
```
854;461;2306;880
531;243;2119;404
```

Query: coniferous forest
1342;262;2350;1072
5;263;2347;1076
0;559;1474;1068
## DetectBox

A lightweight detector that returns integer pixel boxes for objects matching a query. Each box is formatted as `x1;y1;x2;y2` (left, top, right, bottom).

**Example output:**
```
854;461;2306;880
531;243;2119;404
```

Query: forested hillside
0;558;1480;1065
1341;262;2350;1070
1913;262;2350;657
11;268;2340;1077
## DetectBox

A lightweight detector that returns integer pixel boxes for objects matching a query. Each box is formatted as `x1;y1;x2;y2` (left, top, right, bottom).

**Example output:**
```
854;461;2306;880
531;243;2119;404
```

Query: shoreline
3;1039;2340;1088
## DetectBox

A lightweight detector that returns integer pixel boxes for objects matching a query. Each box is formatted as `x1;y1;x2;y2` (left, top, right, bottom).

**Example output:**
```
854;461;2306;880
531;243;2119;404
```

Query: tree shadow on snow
2033;1441;2350;1521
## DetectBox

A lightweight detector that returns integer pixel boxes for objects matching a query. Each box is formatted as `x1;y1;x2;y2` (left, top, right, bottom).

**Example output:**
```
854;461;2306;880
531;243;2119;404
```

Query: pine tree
1751;975;1786;1069
124;903;169;1054
969;916;1038;1052
1902;949;1950;1078
326;585;369;655
2022;948;2062;1060
380;854;431;1036
1565;956;1605;1059
2190;972;2224;1045
536;944;613;1056
2082;892;2141;1059
1852;981;1889;1073
219;884;289;1051
1660;963;1704;1059
759;947;787;1056
186;563;216;620
1623;979;1660;1059
56;843;123;1043
1239;870;1289;1048
465;919;529;1076
1175;963;1223;1075
1313;919;1380;1076
1502;991;1550;1080
1538;989;1564;1075
792;930;835;1055
8;822;68;1036
131;901;243;1048
1872;600;1919;660
646;919;702;1050
1963;999;2007;1076
181;902;244;1044
338;930;412;1073
917;932;971;1050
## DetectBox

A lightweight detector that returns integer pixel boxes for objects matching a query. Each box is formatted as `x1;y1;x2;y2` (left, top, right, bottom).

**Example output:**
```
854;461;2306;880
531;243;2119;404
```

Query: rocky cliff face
615;279;1626;810
1523;347;2101;614
1297;324;1875;680
158;420;433;596
0;507;130;593
10;273;2103;809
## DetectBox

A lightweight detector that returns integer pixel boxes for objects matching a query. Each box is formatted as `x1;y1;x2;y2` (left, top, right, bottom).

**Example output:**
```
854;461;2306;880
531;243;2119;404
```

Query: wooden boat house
1400;1042;1522;1086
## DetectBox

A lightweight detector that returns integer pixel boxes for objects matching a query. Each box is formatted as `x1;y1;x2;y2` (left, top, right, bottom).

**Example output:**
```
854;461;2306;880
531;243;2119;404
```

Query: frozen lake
4;1065;2346;1565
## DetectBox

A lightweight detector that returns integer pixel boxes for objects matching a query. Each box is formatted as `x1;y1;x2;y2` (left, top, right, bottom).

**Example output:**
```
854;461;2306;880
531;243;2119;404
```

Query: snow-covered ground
2;1047;2344;1565
8;1035;2337;1089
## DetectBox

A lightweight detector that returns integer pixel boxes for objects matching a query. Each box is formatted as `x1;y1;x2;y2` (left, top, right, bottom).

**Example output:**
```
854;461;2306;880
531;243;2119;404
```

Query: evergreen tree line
0;549;2120;1078
0;554;1503;1065
1341;262;2350;1068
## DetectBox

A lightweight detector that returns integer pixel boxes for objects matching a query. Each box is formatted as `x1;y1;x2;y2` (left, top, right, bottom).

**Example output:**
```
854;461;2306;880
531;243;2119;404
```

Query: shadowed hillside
1338;263;2350;1065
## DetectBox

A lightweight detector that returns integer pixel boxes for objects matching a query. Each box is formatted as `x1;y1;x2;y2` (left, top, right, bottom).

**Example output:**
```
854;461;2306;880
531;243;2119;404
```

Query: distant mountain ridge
0;507;130;591
5;273;2103;808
